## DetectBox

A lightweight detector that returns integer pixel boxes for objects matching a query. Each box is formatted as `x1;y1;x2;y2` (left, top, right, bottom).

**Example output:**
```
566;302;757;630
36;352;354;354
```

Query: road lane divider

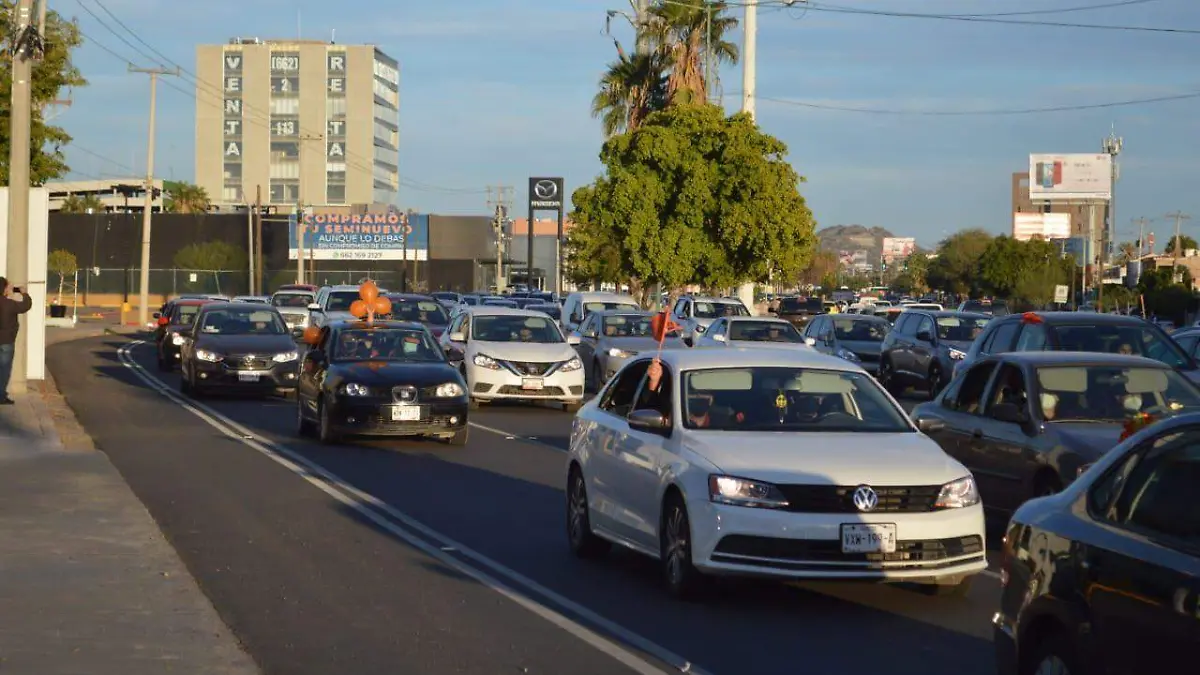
116;341;709;675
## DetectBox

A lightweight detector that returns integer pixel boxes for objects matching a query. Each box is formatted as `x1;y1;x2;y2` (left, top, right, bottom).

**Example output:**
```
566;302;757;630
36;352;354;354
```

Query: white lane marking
117;342;706;675
468;421;1006;579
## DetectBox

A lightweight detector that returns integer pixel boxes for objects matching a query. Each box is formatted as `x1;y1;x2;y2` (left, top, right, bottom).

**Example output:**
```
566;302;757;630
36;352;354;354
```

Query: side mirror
627;409;669;431
915;417;945;434
567;335;581;346
991;402;1029;425
157;316;169;327
448;332;465;342
307;303;321;312
712;334;726;342
805;337;816;346
916;330;934;342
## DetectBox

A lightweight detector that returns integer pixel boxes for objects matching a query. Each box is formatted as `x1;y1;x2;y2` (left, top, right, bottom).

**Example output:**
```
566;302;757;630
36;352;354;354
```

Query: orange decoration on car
650;311;680;343
1021;312;1043;324
349;299;369;318
1119;412;1156;442
302;325;321;345
372;295;392;317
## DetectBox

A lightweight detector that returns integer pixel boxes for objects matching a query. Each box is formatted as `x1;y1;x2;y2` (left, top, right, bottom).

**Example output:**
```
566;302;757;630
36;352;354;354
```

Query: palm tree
591;47;669;137
59;193;104;213
646;0;739;106
1116;241;1138;265
164;182;211;213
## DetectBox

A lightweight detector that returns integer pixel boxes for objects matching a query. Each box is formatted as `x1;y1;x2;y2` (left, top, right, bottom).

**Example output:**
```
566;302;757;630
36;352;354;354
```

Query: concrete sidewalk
0;330;259;674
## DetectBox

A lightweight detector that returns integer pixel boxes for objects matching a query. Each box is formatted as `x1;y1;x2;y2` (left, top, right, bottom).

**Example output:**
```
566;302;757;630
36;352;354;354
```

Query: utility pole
735;0;759;312
633;0;650;52
487;185;512;292
129;65;180;327
1098;129;1121;312
1134;217;1149;257
254;185;263;295
1167;211;1191;284
245;191;254;295
5;0;42;394
295;133;322;284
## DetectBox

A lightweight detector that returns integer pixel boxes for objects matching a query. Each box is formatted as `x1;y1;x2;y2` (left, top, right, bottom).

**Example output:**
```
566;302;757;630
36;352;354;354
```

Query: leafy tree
979;236;1073;307
58;193;104;213
591;50;668;137
174;241;247;271
901;253;929;293
0;2;87;184
890;271;918;295
1163;234;1198;255
164;181;211;213
568;104;816;293
1115;241;1138;264
926;229;993;296
47;248;76;303
818;272;839;293
798;250;838;287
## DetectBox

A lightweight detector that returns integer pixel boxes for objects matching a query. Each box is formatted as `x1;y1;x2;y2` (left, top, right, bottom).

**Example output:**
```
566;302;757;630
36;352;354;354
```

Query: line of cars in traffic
148;287;1197;674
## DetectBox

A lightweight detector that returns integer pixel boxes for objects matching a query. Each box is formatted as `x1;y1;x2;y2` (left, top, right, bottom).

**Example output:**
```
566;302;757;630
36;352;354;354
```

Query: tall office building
195;38;399;211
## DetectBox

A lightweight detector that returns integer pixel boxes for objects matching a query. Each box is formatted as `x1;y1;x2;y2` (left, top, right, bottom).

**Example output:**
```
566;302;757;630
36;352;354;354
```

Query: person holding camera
0;277;33;405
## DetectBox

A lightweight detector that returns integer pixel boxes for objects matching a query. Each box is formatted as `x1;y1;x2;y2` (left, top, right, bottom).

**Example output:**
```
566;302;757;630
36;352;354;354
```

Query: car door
971;362;1039;510
1085;430;1200;675
911;315;939;380
703;318;727;347
885;313;916;377
588;359;653;542
575;314;601;376
298;327;331;416
927;360;1001;474
613;364;676;548
442;314;467;367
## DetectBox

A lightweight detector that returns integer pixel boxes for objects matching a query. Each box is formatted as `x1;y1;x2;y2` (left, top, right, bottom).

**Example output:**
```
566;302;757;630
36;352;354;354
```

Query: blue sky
58;0;1200;248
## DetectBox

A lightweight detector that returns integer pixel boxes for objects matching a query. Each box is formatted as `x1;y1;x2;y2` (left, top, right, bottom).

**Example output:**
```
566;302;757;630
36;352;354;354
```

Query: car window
937;315;989;341
1035;365;1200;422
892;314;914;334
916;317;935;339
1096;429;1200;548
632;363;672;422
1051;324;1191;369
271;293;314;307
173;305;201;325
692;302;750;319
984;322;1021;355
1174;333;1200;356
388;298;449;325
680;366;911;432
729;321;803;343
831;318;889;342
945;361;998;414
325;291;361;312
528;304;560;320
985;364;1029;417
602;314;655;337
198;309;287;335
583;301;640;315
600;360;651;418
707;319;726;339
471;314;563;343
1015;324;1049;351
332;328;442;362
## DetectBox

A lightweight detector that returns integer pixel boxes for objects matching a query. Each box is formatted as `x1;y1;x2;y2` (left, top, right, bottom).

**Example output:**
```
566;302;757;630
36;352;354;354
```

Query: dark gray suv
879;310;992;396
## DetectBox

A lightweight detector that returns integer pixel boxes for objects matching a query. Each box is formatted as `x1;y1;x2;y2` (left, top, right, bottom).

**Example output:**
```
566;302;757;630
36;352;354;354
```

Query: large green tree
567;104;816;292
926;229;993;296
1163;234;1198;255
0;2;87;184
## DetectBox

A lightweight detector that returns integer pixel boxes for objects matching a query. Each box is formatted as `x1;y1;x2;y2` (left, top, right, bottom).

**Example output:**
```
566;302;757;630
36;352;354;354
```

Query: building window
269;181;299;204
327;183;346;203
223;163;242;181
270;116;298;138
222;186;240;202
270;51;300;96
269;98;300;116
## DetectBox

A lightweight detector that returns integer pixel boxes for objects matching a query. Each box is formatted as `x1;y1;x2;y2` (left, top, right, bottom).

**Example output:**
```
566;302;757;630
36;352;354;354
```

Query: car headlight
473;353;501;370
708;475;789;509
273;351;299;363
607;348;635;358
171;332;184;346
694;324;706;333
948;348;967;360
341;383;371;396
435;382;464;397
836;347;860;362
560;357;583;372
934;476;981;508
195;349;222;362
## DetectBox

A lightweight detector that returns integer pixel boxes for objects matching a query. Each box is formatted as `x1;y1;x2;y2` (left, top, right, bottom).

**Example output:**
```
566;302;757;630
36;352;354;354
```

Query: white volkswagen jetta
565;348;987;598
441;306;585;412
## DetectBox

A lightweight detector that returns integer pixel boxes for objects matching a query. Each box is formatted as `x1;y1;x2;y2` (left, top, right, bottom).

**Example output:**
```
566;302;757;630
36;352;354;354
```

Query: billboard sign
881;237;916;263
1029;154;1112;201
1013;212;1071;241
289;212;429;261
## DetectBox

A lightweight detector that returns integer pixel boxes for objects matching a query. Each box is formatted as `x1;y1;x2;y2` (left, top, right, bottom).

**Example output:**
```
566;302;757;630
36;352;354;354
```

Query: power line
72;0;163;66
69;142;136;173
90;0;176;66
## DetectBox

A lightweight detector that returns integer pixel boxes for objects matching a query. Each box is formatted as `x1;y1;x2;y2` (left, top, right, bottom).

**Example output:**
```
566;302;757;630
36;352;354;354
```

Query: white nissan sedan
565;348;987;599
441;306;585;412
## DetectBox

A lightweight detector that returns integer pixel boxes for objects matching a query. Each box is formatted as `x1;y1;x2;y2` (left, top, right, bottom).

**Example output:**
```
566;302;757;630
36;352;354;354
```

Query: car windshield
388;299;449;325
1051;324;1192;369
583;301;639;315
601;314;654;337
832;318;890;342
528;304;561;319
326;291;362;312
472;314;563;343
937;315;990;341
729;321;803;342
431;292;458;301
333;328;443;362
693;301;749;319
1035;365;1200;422
779;297;821;312
198;309;287;335
173;305;201;325
272;293;313;308
463;296;480;306
483;299;518;308
682;367;911;432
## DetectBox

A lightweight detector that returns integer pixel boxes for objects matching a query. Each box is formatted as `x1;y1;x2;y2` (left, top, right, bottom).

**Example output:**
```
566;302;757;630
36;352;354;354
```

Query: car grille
496;385;565;397
362;412;460;429
775;484;943;513
225;354;273;370
503;360;556;376
713;534;984;564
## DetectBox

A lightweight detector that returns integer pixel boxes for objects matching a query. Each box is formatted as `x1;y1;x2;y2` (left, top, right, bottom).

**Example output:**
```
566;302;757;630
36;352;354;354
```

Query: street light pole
735;0;758;311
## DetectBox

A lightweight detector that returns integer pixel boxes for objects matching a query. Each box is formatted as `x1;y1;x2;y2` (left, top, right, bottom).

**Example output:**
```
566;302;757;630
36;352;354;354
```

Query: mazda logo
533;180;558;200
852;485;879;512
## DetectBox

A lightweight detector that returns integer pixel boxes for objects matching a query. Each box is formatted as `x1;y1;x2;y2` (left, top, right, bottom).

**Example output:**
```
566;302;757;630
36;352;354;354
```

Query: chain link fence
78;268;417;305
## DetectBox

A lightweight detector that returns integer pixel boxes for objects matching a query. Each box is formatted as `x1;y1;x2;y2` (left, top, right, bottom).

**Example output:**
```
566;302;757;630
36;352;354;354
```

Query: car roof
173;299;210;306
727;316;792;324
998;311;1150;326
989;351;1170;368
905;310;991;319
655;346;864;372
591;309;652;316
325;285;374;292
273;288;313;295
464;306;555;317
199;301;273;310
570;291;636;301
328;319;426;331
385;293;436;301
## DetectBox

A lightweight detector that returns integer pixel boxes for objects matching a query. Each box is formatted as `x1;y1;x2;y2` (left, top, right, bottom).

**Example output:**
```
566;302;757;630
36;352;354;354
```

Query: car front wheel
566;468;610;559
660;495;707;600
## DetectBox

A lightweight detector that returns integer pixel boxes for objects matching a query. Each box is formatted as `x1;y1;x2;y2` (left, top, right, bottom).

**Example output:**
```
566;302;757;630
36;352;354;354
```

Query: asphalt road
50;335;1004;675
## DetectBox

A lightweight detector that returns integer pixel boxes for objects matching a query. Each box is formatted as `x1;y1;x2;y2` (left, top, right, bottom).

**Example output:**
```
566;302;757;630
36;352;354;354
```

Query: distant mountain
816;225;896;255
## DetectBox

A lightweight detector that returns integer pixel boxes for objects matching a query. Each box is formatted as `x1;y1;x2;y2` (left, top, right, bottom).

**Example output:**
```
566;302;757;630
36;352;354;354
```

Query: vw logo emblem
852;485;879;512
243;355;255;364
533;180;558;200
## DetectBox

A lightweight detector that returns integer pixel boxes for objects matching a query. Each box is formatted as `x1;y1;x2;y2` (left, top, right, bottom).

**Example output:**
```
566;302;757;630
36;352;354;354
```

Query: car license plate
841;523;897;553
521;377;544;390
392;405;420;421
237;372;260;383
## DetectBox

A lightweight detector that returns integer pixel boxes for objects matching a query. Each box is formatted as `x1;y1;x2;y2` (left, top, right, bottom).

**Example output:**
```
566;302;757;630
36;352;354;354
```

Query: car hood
471;340;577;362
682;431;967;486
1051;422;1132;461
728;340;813;351
602;336;683;352
330;360;459;387
196;333;297;354
324;310;358;321
276;307;309;317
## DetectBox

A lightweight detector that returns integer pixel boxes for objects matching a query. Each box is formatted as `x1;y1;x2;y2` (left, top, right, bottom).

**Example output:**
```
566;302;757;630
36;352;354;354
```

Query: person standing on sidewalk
0;276;33;405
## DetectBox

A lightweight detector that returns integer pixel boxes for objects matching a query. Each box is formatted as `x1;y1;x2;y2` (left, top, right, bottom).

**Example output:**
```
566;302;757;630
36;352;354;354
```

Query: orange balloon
302;325;321;345
372;296;392;316
359;281;379;303
349;299;369;317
